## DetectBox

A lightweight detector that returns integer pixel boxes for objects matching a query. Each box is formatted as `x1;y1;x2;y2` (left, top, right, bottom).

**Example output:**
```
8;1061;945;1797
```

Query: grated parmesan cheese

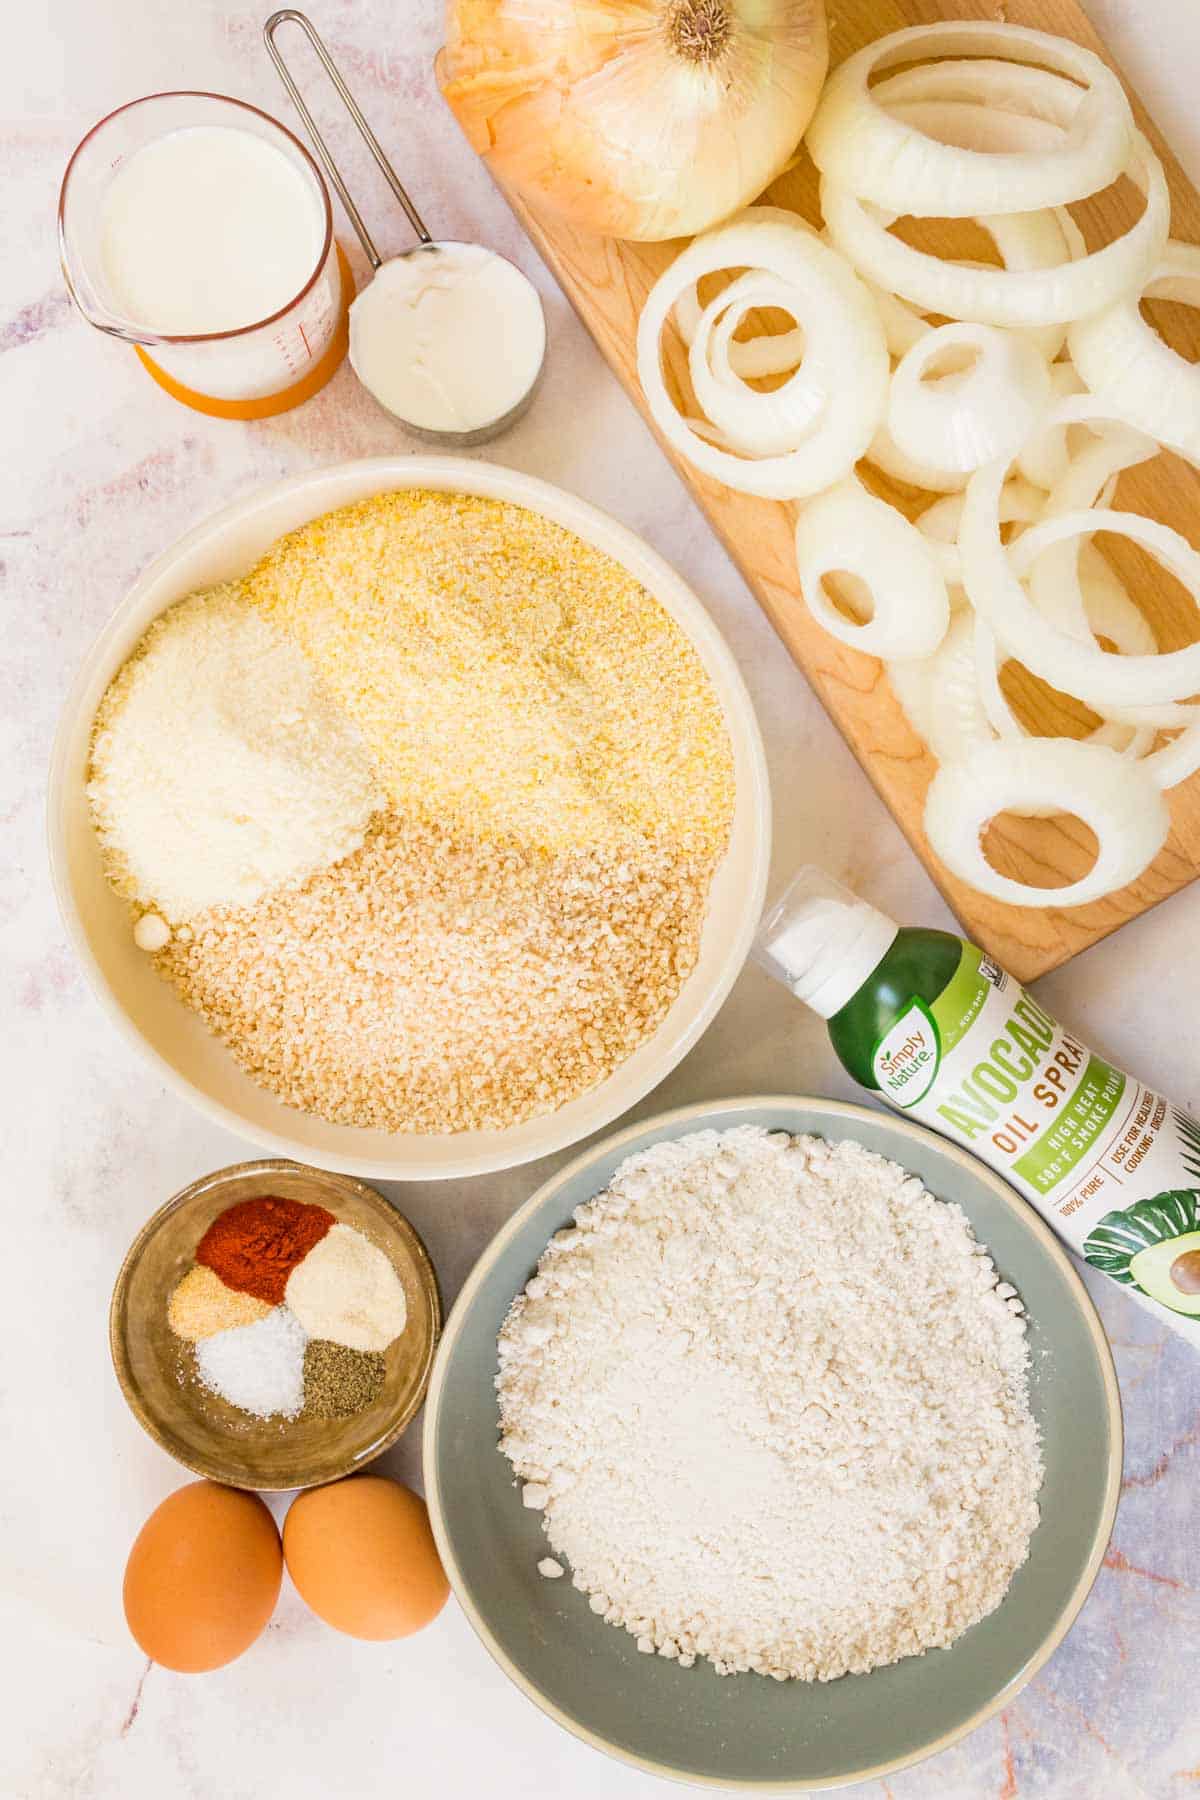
87;583;382;924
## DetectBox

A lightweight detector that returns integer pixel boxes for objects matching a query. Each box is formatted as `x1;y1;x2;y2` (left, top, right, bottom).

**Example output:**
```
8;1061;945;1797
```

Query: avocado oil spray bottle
754;866;1200;1342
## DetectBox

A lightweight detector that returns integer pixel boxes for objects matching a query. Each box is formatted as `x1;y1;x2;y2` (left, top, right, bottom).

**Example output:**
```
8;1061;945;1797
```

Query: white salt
195;1305;307;1419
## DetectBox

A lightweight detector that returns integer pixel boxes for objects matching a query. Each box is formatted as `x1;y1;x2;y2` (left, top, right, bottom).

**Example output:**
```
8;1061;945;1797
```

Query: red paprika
197;1195;335;1304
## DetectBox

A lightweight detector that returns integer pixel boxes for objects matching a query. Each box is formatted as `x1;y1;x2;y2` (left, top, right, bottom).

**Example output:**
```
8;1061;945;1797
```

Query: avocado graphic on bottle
754;866;1200;1342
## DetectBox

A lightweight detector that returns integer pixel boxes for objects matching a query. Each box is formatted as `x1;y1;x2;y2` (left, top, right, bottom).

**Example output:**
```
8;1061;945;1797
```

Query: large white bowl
48;457;770;1179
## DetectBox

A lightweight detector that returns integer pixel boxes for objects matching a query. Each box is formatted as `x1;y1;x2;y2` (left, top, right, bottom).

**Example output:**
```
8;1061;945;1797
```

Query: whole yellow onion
436;0;828;242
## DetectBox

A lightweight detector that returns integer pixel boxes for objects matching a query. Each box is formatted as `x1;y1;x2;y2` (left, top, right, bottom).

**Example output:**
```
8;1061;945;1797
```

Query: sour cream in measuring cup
348;242;546;442
101;124;325;335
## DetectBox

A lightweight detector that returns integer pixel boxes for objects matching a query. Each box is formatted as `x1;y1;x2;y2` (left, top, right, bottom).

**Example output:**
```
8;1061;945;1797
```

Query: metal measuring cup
263;10;546;446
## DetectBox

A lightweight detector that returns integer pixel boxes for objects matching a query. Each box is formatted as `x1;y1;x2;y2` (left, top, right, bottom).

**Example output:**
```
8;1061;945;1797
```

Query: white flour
498;1126;1043;1682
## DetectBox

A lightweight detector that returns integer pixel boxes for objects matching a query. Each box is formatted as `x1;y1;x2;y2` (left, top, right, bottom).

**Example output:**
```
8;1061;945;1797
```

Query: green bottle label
870;944;1200;1326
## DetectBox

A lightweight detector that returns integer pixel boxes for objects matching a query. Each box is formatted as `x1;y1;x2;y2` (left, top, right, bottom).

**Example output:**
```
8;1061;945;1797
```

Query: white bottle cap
753;866;899;1019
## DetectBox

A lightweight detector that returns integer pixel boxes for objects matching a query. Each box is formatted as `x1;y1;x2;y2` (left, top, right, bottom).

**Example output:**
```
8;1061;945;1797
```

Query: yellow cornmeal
245;490;735;858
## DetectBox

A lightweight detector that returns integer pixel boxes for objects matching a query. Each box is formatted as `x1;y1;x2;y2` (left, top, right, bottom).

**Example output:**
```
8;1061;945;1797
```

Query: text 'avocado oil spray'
755;866;1200;1343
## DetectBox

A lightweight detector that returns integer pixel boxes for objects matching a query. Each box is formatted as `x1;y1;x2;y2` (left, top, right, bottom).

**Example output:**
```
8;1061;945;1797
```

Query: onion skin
436;0;828;242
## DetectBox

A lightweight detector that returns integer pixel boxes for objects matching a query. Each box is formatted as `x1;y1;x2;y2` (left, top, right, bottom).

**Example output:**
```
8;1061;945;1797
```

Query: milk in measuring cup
102;126;324;334
97;123;342;403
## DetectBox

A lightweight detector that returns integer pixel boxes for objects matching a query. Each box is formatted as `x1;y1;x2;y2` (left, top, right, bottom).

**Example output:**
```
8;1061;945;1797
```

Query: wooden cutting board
494;0;1200;980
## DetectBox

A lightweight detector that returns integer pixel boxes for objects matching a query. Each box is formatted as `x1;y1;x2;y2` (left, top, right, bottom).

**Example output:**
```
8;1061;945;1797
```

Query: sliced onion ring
967;615;1144;786
1074;541;1158;660
889;611;993;764
861;274;930;358
1144;239;1200;305
973;617;1020;742
638;219;889;500
806;23;1132;219
985;503;1200;705
888;322;1051;475
821;131;1169;328
851;188;1069;360
1023;425;1156;639
688;272;819;454
1105;689;1200;791
960;398;1200;708
672;205;813;377
863;252;1060;367
866;420;969;494
973;548;1157;761
873;60;1088;149
1015;361;1088;491
882;94;1064;158
924;737;1170;908
1109;699;1198;728
917;478;1044;584
870;72;1082;362
1143;717;1200;790
708;298;805;383
1069;240;1200;466
876;67;1096;353
1012;517;1156;753
794;477;950;659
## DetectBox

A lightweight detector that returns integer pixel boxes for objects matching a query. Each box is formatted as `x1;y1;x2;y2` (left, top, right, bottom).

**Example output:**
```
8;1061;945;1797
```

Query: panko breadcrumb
158;813;714;1132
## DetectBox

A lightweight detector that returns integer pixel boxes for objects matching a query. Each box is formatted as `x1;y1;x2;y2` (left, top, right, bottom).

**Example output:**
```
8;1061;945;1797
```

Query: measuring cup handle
263;10;433;268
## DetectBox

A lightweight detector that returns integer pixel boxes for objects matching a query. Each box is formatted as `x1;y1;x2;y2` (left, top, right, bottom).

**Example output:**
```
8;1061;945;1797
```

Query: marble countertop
5;2;1199;1794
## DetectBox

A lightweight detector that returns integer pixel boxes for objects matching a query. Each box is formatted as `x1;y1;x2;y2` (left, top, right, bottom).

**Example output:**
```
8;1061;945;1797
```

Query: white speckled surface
4;2;1199;1794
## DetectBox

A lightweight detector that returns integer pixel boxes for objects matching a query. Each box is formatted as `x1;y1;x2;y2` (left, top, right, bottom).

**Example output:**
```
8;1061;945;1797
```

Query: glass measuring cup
58;91;352;419
264;10;546;446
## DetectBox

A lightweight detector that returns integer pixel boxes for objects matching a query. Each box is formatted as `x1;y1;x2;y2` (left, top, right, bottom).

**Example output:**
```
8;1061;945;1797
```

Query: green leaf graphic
1175;1109;1200;1184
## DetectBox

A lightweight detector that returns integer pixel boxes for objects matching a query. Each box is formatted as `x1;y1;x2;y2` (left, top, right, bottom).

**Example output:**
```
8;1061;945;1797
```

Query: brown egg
283;1475;449;1640
123;1481;282;1672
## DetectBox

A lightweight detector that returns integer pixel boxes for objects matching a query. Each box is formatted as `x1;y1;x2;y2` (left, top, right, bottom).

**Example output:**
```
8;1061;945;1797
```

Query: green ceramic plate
424;1096;1122;1791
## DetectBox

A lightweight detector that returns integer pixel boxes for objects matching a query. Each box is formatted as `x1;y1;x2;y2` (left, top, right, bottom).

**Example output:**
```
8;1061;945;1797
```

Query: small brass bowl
111;1159;440;1491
